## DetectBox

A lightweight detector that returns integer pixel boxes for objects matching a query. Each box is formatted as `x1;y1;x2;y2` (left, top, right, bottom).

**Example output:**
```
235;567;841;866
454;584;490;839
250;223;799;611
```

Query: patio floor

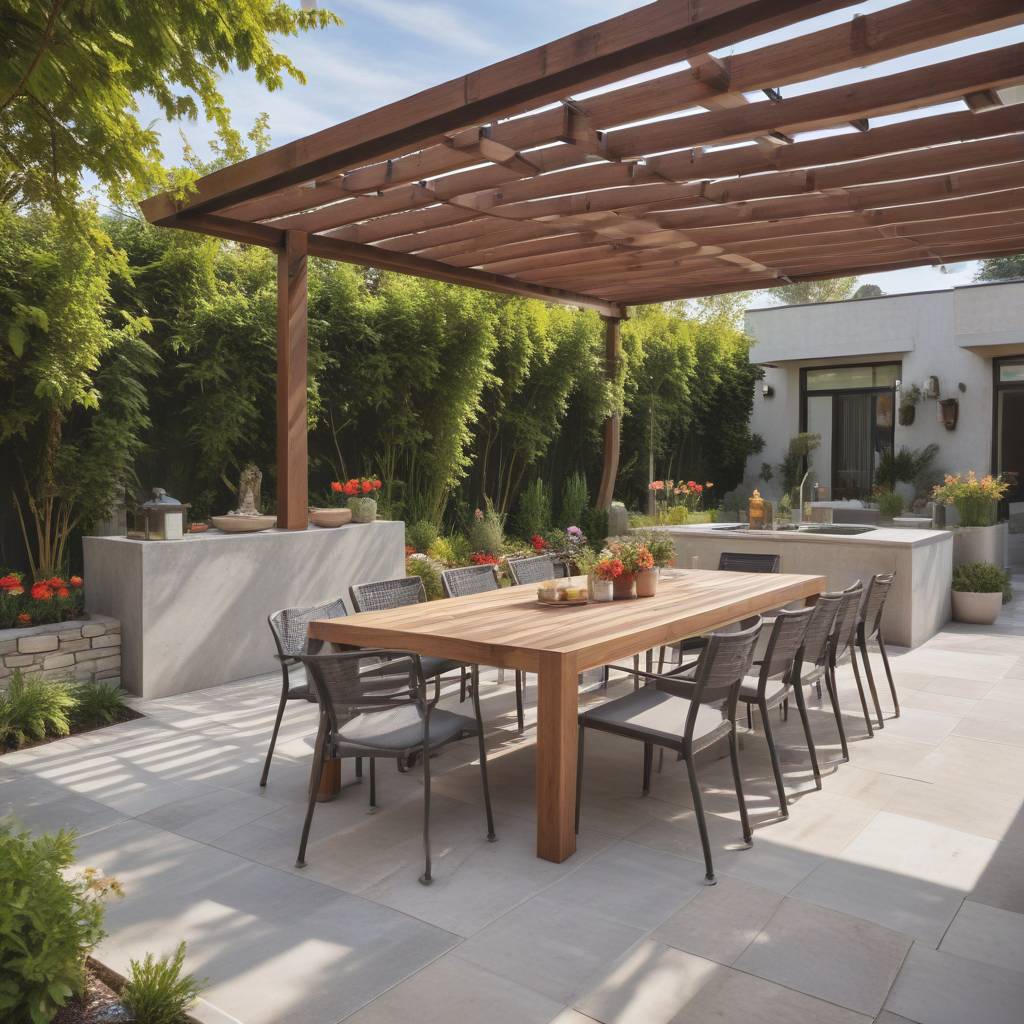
3;579;1024;1024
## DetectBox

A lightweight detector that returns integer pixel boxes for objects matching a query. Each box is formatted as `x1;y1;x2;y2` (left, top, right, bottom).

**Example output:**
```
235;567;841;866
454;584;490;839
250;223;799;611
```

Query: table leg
316;758;341;801
536;652;578;863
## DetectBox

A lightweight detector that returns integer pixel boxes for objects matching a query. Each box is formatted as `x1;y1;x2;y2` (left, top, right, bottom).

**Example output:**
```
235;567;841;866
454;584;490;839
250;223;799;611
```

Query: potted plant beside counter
932;472;1009;567
951;562;1012;625
343;476;383;523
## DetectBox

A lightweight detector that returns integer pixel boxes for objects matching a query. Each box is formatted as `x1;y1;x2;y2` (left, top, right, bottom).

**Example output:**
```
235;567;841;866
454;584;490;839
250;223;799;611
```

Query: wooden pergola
142;0;1024;529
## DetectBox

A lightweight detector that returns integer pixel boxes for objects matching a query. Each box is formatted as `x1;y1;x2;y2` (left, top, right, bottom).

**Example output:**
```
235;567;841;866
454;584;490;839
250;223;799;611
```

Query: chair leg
470;665;496;841
746;701;753;730
460;667;468;703
760;699;789;818
859;636;885;729
368;757;376;809
515;669;525;734
419;738;433;886
296;719;328;867
728;730;753;845
849;646;875;738
633;653;641;691
575;724;585;835
685;757;716;884
259;683;289;787
791;682;822;789
355;756;363;779
825;665;850;761
878;634;900;718
642;742;653;795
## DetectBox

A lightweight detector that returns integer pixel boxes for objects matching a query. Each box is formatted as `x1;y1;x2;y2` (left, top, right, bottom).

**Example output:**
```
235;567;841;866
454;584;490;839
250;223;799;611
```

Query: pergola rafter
142;0;1024;544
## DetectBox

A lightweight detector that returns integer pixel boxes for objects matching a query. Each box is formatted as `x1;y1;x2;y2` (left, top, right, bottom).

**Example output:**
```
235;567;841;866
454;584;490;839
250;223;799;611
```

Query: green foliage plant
469;499;505;555
120;941;204;1024
71;681;127;729
631;529;676;568
0;825;122;1024
514;478;552;538
0;671;75;750
952;563;1012;603
405;555;444;601
405;520;439;553
875;490;904;520
559;472;589;529
578;506;609;548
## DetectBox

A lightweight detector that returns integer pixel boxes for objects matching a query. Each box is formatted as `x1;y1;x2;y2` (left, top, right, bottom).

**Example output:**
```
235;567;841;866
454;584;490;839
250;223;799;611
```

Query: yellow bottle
748;489;766;530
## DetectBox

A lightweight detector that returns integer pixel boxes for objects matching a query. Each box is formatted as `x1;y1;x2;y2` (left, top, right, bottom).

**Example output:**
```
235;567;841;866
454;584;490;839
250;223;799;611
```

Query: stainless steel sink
713;524;876;536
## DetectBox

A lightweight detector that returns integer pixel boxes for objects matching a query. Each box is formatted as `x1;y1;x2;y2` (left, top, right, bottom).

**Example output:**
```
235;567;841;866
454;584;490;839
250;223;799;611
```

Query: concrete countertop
661;523;951;549
93;522;390;545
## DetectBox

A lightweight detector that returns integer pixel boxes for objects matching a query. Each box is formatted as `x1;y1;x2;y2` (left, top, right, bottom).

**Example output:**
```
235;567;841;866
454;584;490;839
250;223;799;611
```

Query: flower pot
347;496;378;523
952;522;1008;567
635;568;658;598
310;507;353;528
588;575;614;602
612;572;636;600
951;590;1003;625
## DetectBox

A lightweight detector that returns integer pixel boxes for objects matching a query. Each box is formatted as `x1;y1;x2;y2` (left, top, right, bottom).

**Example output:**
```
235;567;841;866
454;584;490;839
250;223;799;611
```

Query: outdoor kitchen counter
661;523;953;647
84;521;404;698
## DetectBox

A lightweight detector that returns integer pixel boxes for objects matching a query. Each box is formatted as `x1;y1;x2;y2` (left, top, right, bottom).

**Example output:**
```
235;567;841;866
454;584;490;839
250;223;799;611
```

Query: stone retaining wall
0;615;121;685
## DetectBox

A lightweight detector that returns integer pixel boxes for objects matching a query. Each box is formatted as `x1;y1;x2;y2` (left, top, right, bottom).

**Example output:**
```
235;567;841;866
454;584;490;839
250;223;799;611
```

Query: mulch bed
52;962;127;1024
1;706;144;755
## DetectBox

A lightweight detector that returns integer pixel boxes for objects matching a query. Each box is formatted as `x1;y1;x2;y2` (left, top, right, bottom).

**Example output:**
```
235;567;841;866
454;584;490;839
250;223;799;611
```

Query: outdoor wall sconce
939;398;959;431
762;383;774;398
924;375;940;399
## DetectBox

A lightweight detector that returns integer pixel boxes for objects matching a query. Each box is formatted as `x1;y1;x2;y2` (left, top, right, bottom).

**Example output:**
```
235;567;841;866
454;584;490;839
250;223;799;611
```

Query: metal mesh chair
506;554;557;585
830;580;875;737
263;597;348;787
350;576;467;682
294;648;495;883
578;619;762;884
442;564;528;733
857;572;898;728
736;607;812;816
718;551;782;573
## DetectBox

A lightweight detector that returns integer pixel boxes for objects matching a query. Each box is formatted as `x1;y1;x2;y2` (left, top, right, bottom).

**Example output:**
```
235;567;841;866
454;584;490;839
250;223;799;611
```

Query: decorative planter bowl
951;590;1003;625
635;568;658;598
612;572;636;600
347;496;378;523
310;507;353;528
209;514;277;533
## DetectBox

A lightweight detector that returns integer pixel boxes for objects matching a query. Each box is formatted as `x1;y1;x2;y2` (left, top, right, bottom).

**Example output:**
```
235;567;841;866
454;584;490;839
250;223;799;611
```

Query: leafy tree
771;277;858;305
0;0;339;220
976;254;1024;282
853;283;884;299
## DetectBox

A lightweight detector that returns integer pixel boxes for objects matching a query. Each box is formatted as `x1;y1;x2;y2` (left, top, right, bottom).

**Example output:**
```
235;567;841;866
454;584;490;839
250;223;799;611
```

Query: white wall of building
742;281;1024;501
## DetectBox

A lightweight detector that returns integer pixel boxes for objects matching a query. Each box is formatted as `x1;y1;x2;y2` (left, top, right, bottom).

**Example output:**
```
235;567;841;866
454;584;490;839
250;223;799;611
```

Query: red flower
361;480;373;494
373;479;382;490
596;558;624;582
330;481;342;493
470;552;499;565
405;544;415;557
530;534;547;552
57;587;71;599
343;481;358;496
31;582;53;600
47;576;64;589
0;574;20;590
70;576;83;588
16;613;31;625
687;480;697;489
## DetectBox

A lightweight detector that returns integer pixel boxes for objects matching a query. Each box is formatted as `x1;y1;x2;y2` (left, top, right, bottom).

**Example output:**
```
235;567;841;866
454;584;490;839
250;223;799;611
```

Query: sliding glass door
995;357;1024;502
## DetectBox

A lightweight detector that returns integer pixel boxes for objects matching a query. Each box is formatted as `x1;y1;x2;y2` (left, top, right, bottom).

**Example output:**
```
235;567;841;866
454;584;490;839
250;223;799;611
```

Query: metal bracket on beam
964;90;1003;111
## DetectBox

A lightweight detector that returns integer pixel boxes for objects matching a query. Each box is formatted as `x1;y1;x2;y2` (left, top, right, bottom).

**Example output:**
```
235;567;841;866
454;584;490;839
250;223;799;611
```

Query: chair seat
286;683;315;703
333;706;477;755
738;676;789;708
420;655;465;678
580;687;729;754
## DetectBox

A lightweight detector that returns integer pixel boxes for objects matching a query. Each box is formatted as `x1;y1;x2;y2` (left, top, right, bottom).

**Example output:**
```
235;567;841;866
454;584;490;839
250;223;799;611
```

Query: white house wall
743;282;1024;501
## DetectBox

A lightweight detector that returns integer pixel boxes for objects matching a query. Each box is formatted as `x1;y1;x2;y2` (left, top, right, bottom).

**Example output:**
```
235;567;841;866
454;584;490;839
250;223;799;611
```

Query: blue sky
136;0;1024;301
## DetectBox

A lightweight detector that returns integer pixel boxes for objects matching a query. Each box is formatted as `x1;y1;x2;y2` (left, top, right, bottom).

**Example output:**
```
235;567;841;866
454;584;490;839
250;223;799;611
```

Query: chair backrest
350;576;425;613
718;551;781;573
860;572;895;638
830;580;864;659
673;619;762;724
507;554;556;585
268;597;348;660
298;648;420;732
801;593;843;670
441;563;499;598
757;607;814;688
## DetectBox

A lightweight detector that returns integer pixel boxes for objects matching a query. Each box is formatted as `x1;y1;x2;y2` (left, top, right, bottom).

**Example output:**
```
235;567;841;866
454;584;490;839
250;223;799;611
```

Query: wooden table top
309;569;825;674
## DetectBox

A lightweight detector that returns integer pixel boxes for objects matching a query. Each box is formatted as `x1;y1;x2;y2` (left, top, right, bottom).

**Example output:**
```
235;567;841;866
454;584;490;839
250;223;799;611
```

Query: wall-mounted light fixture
762;383;774;398
894;378;902;393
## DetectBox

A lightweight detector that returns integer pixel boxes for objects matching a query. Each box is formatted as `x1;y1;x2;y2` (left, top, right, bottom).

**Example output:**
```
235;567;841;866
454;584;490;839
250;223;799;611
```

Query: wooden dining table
308;568;825;863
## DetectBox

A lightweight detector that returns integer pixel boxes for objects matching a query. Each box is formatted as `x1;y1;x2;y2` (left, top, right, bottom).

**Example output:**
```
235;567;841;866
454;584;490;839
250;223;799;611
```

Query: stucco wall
743;281;1024;501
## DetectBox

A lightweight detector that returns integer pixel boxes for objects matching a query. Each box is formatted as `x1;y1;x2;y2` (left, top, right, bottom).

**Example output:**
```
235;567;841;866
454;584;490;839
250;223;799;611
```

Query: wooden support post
595;315;623;509
276;230;309;530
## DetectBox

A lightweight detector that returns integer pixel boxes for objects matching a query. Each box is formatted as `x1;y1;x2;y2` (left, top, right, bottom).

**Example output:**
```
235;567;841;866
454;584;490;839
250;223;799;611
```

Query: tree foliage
975;254;1024;282
0;0;338;219
770;277;858;305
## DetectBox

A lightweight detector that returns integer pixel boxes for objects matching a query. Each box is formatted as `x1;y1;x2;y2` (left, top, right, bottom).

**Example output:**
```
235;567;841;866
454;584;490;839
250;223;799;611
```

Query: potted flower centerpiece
343;476;383;523
604;538;654;599
951;562;1012;625
585;549;622;602
310;481;354;528
932;472;1009;567
631;529;675;597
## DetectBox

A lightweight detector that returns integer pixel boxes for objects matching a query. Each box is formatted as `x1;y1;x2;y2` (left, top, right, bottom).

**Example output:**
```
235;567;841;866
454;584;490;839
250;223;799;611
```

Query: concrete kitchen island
84;521;405;698
664;524;953;647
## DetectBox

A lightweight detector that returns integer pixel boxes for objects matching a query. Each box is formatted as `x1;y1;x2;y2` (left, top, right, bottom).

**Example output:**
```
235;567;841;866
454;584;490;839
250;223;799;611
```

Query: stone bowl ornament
210;463;277;533
310;480;354;527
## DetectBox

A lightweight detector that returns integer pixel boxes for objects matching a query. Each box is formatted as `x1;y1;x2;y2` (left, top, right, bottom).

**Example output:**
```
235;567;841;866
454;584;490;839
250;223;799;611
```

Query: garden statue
236;463;262;515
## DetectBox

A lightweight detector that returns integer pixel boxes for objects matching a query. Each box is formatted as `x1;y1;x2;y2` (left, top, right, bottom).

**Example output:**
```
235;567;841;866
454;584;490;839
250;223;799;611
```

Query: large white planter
952;522;1008;568
951;590;1003;625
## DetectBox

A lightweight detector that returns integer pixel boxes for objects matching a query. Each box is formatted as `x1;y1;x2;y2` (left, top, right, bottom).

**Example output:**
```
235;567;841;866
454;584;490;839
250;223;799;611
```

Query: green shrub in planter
0;671;76;750
952;563;1012;603
405;520;439;553
876;490;904;520
0;826;121;1023
469;499;505;555
120;941;204;1024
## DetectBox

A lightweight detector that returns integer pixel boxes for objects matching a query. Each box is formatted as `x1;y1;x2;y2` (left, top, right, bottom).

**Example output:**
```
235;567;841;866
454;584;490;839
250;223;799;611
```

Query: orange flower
70;576;83;588
361;480;373;494
330;481;342;493
373;479;382;490
47;576;64;589
17;612;31;625
30;582;52;600
57;587;71;599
